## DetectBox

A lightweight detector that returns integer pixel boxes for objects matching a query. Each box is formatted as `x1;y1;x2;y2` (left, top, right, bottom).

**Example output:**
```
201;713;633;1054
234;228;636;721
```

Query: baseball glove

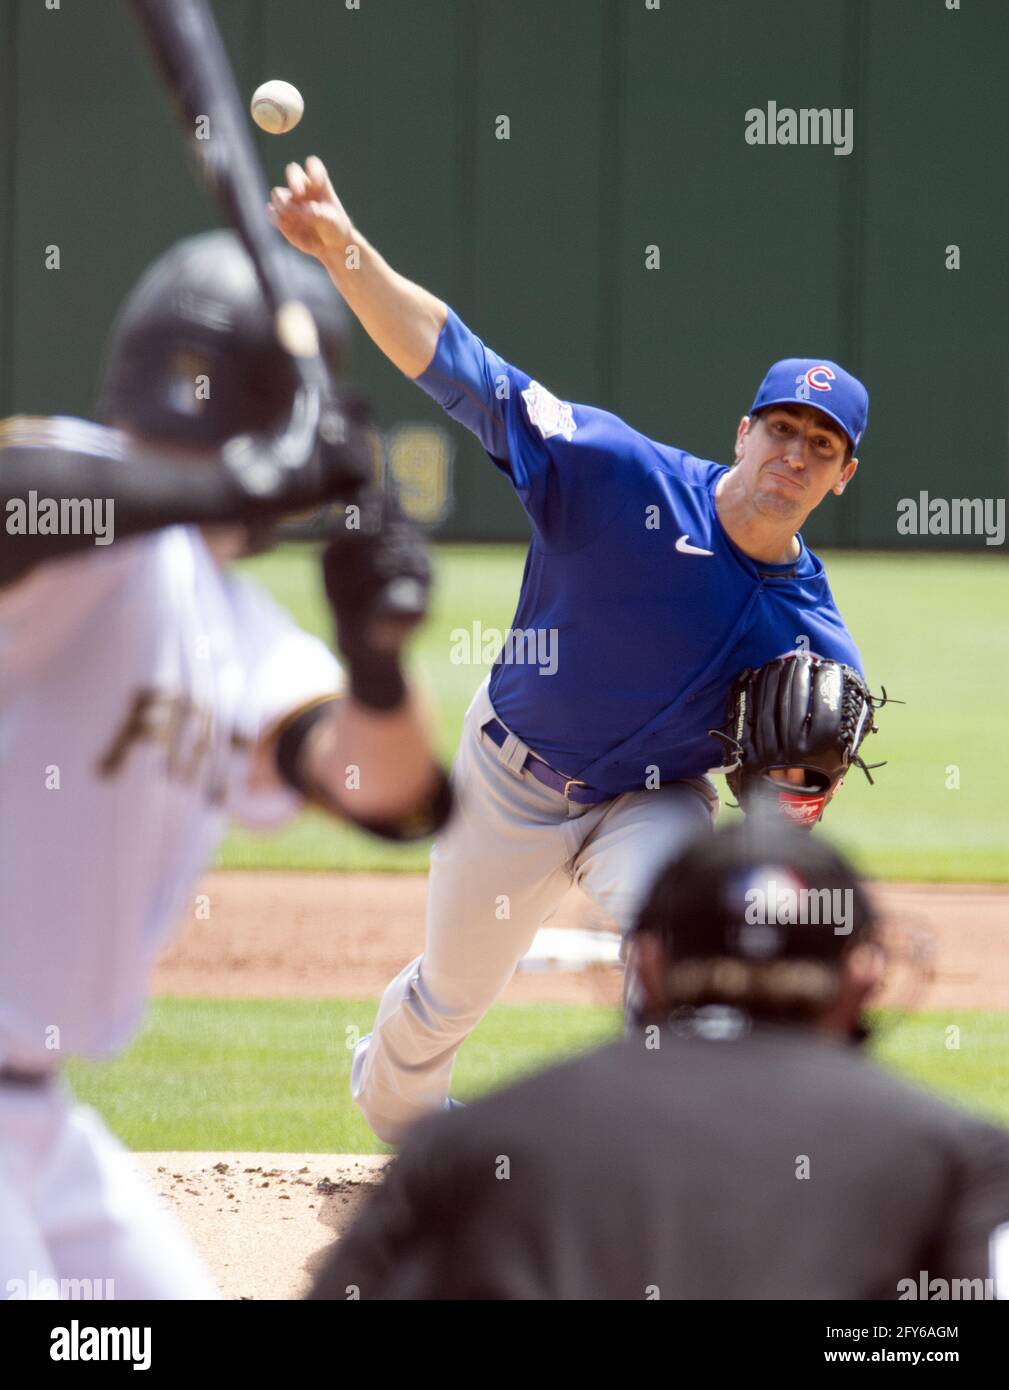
711;651;890;827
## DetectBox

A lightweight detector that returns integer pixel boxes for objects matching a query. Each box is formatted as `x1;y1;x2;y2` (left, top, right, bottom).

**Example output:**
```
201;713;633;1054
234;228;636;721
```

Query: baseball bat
129;0;425;625
130;0;327;386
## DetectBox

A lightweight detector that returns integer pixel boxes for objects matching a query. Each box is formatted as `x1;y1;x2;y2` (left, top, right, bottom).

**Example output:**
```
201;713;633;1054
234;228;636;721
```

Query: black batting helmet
98;230;350;447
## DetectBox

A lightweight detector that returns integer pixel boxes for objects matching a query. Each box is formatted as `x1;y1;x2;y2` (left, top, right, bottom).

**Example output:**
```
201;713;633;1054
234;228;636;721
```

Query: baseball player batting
0;231;450;1297
272;155;886;1144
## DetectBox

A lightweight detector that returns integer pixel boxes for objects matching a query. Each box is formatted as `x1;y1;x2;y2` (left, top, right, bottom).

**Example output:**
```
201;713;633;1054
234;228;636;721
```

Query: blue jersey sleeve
412;307;657;549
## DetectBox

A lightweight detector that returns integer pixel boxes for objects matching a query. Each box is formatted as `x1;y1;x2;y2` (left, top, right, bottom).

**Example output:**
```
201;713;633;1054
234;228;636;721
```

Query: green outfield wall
1;0;1005;548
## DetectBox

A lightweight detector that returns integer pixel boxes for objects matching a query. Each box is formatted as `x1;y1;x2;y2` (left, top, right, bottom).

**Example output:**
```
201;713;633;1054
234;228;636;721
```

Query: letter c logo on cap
804;365;835;393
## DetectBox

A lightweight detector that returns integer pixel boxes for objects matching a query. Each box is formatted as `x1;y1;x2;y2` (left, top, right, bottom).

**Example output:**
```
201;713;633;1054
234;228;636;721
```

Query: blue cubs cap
750;358;869;451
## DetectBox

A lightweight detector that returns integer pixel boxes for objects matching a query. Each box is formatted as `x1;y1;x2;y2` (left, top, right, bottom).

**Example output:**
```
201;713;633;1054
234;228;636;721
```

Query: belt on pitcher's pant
480;718;615;805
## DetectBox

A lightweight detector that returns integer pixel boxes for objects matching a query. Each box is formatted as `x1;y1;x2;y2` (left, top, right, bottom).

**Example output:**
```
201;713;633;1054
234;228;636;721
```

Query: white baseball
250;80;304;135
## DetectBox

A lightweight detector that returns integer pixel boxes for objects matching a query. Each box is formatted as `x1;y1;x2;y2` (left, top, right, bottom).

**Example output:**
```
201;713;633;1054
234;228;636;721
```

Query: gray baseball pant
351;675;718;1142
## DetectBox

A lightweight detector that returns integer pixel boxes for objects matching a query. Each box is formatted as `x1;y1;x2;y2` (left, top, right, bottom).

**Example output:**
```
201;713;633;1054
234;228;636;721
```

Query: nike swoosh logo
675;534;714;557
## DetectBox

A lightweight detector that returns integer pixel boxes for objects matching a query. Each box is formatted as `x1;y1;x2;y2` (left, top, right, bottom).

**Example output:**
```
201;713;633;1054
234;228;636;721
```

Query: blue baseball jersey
414;308;863;795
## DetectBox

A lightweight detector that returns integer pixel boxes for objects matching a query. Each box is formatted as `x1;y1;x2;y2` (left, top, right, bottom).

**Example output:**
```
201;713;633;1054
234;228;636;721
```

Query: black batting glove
321;490;431;711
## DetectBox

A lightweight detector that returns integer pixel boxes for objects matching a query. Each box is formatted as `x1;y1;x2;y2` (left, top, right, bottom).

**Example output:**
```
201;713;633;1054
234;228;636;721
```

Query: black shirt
312;1018;1009;1300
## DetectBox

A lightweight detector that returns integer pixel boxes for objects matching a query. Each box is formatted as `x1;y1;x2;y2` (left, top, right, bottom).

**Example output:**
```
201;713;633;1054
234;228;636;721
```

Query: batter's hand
321;491;431;711
270;156;353;261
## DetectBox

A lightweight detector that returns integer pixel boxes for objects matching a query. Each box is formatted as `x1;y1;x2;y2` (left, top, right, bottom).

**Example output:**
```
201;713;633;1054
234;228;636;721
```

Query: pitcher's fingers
275;202;316;233
270;199;311;236
286;162;309;197
305;155;336;199
268;201;302;229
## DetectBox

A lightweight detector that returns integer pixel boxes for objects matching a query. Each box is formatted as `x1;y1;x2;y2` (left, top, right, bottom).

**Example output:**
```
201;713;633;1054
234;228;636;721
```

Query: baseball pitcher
272;156;883;1144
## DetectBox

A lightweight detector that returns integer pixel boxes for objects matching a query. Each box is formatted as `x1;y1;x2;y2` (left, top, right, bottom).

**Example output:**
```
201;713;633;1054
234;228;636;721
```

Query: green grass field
95;544;1003;1159
69;999;1009;1153
222;544;1008;882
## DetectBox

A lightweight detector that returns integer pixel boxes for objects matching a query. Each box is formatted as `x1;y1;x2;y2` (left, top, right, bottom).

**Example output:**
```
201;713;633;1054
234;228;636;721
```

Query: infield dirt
142;870;1007;1298
155;872;1008;1011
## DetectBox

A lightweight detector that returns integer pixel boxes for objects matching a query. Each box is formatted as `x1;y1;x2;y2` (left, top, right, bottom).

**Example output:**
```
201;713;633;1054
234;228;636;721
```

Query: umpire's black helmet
629;814;879;1024
98;230;350;447
634;815;876;965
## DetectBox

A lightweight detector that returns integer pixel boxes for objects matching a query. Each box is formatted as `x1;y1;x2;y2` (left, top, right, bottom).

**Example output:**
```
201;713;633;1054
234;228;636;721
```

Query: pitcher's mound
132;1152;391;1300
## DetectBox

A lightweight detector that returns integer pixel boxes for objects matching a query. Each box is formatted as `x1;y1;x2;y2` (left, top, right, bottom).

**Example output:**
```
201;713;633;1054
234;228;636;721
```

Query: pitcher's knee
350;972;486;1142
349;1035;404;1142
357;1097;406;1146
351;1039;455;1145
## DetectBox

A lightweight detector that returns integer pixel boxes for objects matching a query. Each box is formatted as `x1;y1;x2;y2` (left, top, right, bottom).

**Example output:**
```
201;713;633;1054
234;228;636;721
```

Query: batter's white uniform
0;440;341;1297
